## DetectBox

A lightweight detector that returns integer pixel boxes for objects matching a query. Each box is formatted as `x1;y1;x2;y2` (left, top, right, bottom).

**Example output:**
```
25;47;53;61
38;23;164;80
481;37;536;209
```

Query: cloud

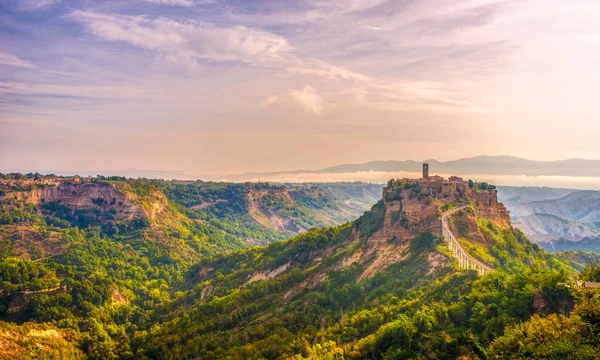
65;11;187;49
141;0;198;7
0;81;166;100
225;0;390;26
311;0;389;14
0;51;35;68
9;4;489;122
260;95;281;107
15;0;60;11
341;81;488;113
66;11;366;80
260;88;324;115
290;85;324;115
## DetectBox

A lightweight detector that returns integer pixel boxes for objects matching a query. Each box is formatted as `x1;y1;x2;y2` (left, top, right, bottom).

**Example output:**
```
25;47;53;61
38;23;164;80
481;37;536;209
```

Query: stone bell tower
423;163;429;179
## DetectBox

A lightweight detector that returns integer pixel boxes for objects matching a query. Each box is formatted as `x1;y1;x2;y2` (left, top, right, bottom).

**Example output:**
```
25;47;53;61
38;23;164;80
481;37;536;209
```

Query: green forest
0;174;598;359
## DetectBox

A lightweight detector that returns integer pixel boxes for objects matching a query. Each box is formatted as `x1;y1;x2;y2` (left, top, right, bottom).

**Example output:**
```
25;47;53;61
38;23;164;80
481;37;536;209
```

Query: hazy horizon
4;156;600;190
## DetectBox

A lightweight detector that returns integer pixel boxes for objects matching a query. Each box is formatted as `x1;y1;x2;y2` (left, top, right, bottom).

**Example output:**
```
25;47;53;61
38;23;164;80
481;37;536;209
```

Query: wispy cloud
0;51;35;68
65;11;187;49
310;0;390;14
141;0;197;7
341;81;489;113
15;0;60;11
66;9;476;113
66;10;366;80
0;81;168;100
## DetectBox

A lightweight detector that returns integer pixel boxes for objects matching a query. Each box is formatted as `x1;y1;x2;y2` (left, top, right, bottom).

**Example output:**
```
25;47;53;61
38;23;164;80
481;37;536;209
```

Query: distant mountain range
497;186;600;251
540;237;600;253
497;186;576;205
520;191;600;223
6;155;600;182
228;155;600;180
512;214;600;242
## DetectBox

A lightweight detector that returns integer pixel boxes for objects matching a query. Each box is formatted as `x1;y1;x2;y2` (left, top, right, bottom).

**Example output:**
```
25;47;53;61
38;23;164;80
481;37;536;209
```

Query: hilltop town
386;163;496;201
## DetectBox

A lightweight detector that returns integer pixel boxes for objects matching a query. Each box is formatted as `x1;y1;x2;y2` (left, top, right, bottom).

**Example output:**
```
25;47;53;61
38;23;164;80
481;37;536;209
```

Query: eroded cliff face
1;182;167;222
247;186;309;233
349;189;445;280
371;189;441;246
248;187;292;231
469;190;511;229
4;183;126;206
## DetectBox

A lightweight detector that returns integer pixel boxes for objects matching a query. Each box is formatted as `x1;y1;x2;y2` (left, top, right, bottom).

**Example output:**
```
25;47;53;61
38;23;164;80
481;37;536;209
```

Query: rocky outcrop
449;211;487;246
355;189;444;280
1;182;166;222
374;189;441;242
5;183;118;206
470;190;511;229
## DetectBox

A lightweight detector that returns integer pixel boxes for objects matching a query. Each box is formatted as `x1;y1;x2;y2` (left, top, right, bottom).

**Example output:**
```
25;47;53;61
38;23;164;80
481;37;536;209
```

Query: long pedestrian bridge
441;205;494;276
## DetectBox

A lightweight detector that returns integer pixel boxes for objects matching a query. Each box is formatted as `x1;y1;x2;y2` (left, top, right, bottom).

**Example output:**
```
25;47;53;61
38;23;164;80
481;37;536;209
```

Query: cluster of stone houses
391;163;471;199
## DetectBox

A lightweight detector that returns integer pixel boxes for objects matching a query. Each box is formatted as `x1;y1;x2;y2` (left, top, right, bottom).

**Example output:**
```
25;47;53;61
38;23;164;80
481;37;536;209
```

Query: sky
1;0;600;177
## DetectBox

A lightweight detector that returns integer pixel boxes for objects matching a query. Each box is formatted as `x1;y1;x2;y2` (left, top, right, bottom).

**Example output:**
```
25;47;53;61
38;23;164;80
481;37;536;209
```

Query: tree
102;221;118;236
581;258;600;282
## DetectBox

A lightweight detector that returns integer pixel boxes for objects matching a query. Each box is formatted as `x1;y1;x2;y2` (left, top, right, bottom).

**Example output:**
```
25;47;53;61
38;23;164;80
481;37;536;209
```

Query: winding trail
441;205;494;276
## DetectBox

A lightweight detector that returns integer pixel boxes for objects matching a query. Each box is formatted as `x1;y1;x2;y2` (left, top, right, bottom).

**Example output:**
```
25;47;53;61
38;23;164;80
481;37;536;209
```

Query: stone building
385;164;471;200
414;164;469;199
